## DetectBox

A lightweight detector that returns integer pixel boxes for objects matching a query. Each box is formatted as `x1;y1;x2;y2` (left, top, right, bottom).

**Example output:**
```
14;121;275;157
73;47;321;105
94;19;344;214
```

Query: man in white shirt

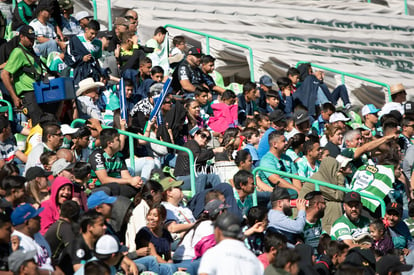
11;203;60;274
198;212;263;275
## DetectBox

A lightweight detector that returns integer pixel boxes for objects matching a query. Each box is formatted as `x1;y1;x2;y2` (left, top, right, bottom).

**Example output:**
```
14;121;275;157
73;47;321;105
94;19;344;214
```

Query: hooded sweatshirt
299;157;345;233
39;177;74;235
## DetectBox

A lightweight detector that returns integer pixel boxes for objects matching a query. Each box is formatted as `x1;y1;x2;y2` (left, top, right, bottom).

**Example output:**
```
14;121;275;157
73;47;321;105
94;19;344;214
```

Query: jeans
173;259;201;275
34;39;59;58
126;156;159;181
133;256;177;275
177;173;222;194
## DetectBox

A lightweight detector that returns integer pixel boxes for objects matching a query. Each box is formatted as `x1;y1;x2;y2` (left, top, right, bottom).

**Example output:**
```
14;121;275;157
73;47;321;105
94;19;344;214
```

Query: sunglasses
164;101;172;104
200;133;211;141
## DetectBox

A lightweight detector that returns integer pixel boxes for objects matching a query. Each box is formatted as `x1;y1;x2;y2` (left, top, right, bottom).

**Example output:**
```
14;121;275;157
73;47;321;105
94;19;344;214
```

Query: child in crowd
243;206;268;256
258;230;287;269
150;66;164;83
170;35;186;57
256;114;270;136
208;90;238;134
370;219;394;256
195;86;213;125
241;127;260;168
265;90;281;114
245;117;258;129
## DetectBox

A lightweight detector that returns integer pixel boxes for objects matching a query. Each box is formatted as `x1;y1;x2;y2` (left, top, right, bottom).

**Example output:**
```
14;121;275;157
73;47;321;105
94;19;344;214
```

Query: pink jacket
39;177;74;235
207;103;238;133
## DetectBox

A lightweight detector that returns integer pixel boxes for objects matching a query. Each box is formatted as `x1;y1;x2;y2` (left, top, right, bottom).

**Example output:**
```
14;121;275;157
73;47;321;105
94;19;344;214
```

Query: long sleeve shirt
267;209;306;234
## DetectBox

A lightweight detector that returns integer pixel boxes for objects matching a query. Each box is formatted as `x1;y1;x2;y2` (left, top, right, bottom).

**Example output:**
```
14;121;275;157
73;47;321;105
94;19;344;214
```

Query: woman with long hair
126;180;164;254
135;204;173;263
285;133;306;163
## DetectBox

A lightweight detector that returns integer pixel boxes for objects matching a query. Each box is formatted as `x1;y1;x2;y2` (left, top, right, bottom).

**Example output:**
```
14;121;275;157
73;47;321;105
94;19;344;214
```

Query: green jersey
330;214;370;241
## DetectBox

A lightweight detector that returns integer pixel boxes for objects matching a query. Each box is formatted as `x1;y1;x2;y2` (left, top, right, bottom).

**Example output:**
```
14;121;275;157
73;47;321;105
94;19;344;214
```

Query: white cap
380;102;404;117
329;112;351;123
336;155;352;168
75;11;92;21
61;124;78;135
95;235;127;255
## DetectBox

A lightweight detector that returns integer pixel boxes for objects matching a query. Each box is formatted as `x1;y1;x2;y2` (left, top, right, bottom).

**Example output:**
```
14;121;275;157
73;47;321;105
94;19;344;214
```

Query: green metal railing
296;61;392;102
71;119;196;196
252;166;386;217
90;0;112;31
0;99;13;121
164;24;255;82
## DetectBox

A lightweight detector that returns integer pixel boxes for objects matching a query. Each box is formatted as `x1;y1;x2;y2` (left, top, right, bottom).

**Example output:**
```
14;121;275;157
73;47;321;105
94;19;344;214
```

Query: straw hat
390;83;405;95
76;78;104;96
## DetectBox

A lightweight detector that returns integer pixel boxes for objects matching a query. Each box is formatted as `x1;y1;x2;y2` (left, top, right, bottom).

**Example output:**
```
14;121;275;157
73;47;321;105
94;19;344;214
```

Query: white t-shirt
173;220;213;261
198;239;264;275
12;230;54;272
162;202;196;225
125;200;150;252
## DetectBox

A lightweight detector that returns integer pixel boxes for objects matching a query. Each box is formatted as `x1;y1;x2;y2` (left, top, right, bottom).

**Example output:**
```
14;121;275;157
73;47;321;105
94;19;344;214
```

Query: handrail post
252;166;386;216
70;119;197;197
92;0;97;20
0;99;13;121
164;24;255;82
206;36;210;55
296;61;392;102
107;0;112;31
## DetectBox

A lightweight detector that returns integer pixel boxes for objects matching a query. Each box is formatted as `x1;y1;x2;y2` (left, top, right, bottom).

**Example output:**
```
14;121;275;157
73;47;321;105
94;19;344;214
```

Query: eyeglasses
53;132;63;137
200;133;211;141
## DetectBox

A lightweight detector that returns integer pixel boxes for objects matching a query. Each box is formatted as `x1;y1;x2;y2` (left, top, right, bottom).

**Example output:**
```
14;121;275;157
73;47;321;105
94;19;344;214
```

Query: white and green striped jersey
330;214;370;241
350;164;394;213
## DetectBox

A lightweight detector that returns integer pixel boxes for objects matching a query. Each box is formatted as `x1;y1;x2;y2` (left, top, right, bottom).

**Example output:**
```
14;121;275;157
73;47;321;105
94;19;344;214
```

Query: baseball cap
8;250;37;273
380;102;404;117
25;166;52;182
75;11;93;21
386;202;403;216
405;101;414;116
19;25;35;40
259;75;274;88
159;177;183;191
61;124;78;135
51;159;75;176
114;17;129;27
269;109;286;123
214;212;242;238
58;0;73;10
87;191;117;208
343;191;361;204
95;234;128;255
335;155;352;168
187;47;202;56
293;109;309;125
11;203;44;226
361;104;380;116
203;199;229;218
97;30;113;39
377;254;413;275
329;112;351;123
270;187;291;202
390;83;406;95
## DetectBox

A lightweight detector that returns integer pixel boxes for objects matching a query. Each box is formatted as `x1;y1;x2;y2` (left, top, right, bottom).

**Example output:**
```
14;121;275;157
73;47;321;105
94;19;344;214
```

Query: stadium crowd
0;0;412;274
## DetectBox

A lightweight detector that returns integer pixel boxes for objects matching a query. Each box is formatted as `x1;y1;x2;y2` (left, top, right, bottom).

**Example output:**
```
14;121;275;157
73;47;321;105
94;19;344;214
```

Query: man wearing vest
1;25;45;125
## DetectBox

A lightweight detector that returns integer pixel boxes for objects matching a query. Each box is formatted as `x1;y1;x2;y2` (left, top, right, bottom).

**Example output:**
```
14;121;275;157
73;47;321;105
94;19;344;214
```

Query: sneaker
344;103;352;112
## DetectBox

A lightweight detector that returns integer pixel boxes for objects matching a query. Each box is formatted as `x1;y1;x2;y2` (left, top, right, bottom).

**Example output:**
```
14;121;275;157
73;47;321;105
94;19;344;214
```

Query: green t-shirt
4;44;41;96
88;149;127;186
259;152;298;187
303;219;325;251
77;35;102;59
330;214;370;241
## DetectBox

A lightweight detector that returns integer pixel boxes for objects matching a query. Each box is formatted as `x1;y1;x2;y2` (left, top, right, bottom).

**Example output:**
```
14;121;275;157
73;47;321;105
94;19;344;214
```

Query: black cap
270;187;291;202
386;202;403;216
187;47;202;56
19;25;36;40
343;191;361;204
377;254;413;275
269;109;286;123
214;212;242;239
25;167;51;182
293;109;309;125
97;30;113;39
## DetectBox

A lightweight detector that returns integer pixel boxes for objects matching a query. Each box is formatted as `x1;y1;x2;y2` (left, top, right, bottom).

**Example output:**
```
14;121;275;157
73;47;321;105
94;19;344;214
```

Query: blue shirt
257;127;275;158
244;144;260;167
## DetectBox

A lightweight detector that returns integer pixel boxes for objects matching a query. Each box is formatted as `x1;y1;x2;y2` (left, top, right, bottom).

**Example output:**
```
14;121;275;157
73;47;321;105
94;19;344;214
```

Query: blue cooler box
33;77;75;104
